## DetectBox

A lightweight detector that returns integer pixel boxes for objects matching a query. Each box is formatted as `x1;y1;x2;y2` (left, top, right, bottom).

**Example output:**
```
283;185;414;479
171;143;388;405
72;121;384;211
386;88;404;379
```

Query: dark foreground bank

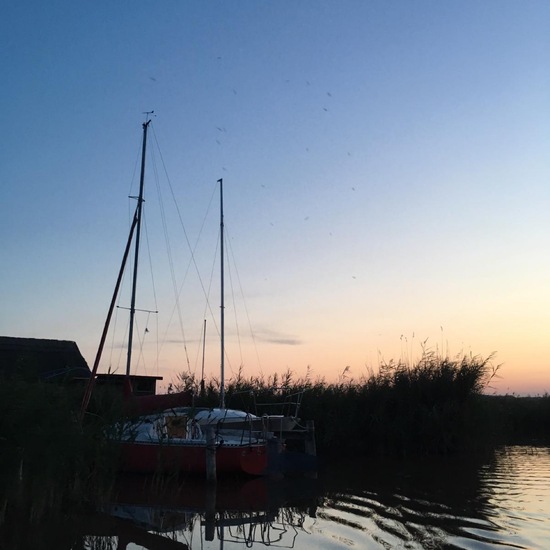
1;353;549;543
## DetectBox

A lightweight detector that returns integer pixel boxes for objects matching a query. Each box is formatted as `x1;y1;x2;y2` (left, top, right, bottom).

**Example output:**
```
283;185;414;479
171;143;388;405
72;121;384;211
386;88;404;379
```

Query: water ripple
78;445;550;549
317;446;550;549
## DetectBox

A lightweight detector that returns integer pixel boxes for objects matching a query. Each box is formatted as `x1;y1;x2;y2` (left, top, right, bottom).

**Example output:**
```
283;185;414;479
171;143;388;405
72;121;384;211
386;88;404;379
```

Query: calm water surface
78;445;550;550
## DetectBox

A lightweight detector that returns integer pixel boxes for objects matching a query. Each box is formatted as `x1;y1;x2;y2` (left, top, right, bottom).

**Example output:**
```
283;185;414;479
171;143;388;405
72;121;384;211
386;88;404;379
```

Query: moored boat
81;118;314;477
115;407;269;475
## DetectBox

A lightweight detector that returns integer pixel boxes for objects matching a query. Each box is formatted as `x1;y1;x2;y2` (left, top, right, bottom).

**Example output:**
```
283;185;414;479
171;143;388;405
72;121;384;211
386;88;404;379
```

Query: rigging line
212;225;238;379
141;210;160;374
170;194;213;312
151;126;220;324
124;195;155;378
149;134;191;372
102;133;142;378
225;225;264;374
154;299;160;376
108;303;122;374
204;226;221;337
194;186;221;350
126;134;144;227
144;311;154;373
106;237;135;377
189;217;220;378
114;314;131;375
187;223;219;378
141;210;159;310
193;318;206;379
107;263;125;374
148;148;185;373
134;315;148;375
224;237;244;368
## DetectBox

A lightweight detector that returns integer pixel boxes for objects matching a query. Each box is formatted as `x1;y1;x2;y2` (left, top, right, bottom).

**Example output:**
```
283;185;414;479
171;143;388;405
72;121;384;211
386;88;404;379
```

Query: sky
2;1;550;395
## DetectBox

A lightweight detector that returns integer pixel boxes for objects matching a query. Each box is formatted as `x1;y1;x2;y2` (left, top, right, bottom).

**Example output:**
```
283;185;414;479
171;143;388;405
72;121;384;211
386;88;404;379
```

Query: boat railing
217;389;312;443
252;389;306;420
222;388;306;420
214;410;269;445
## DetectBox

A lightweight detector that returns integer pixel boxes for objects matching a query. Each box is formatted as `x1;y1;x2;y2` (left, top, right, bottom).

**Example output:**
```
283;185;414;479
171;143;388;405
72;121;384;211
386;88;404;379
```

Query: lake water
74;445;550;549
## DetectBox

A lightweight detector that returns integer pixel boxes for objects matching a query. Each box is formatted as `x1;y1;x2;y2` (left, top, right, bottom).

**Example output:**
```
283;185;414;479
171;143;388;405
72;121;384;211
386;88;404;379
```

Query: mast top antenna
143;110;155;123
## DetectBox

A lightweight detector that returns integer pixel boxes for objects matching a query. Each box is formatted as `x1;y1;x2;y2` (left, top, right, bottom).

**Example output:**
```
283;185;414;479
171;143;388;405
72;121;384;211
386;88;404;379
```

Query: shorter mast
219;178;225;409
200;318;206;397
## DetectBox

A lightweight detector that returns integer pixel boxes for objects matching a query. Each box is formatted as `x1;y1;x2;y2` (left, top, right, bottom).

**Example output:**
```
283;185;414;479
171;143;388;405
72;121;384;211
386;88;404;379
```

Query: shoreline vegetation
172;351;549;456
1;352;549;541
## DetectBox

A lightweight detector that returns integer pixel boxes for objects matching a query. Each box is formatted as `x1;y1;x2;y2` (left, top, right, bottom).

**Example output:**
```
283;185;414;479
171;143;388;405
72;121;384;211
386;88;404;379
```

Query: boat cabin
94;373;162;396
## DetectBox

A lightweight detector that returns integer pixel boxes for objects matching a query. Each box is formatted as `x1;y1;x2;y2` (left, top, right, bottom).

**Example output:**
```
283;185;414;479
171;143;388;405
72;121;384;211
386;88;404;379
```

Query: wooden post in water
305;420;317;456
206;427;217;483
204;482;216;541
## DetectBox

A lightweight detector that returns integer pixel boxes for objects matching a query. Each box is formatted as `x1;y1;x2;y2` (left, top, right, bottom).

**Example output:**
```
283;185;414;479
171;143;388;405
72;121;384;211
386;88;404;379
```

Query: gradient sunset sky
2;2;549;395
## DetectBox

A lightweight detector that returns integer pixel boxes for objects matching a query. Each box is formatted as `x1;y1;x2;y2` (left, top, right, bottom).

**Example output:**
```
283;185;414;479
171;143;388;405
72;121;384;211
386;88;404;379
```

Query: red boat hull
119;441;268;476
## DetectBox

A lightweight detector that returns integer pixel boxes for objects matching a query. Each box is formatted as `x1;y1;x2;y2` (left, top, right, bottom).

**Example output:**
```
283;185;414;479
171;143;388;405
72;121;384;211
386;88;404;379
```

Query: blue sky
2;1;550;394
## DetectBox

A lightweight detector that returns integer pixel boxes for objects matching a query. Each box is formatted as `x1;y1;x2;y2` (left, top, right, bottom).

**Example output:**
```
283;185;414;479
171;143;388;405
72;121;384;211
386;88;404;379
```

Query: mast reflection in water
83;474;319;550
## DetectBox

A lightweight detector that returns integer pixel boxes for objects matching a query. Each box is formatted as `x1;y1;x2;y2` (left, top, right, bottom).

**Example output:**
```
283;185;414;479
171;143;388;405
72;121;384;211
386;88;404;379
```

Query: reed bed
175;351;501;457
477;393;550;444
0;375;117;543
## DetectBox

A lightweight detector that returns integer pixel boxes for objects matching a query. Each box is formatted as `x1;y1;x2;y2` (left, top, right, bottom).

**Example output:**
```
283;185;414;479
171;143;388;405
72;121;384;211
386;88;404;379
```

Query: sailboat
80;118;272;476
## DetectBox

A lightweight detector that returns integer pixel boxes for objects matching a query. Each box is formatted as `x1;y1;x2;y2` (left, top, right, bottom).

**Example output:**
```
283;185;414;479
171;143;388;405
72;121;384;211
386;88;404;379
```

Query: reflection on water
316;452;489;549
473;446;550;549
316;445;550;549
8;446;550;549
79;474;317;550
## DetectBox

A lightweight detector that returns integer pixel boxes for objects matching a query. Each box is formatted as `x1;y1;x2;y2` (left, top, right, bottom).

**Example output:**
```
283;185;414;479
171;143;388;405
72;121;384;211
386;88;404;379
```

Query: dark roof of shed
0;336;91;380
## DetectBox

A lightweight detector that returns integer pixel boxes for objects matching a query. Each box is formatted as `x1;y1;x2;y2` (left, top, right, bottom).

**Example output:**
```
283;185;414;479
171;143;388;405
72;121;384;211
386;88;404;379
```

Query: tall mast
126;119;151;377
219;178;225;409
